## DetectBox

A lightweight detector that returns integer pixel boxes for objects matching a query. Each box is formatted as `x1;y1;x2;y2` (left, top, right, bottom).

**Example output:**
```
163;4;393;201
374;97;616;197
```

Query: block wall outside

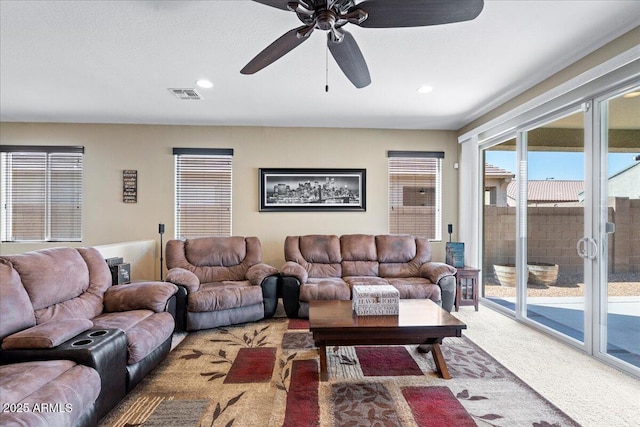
483;197;639;276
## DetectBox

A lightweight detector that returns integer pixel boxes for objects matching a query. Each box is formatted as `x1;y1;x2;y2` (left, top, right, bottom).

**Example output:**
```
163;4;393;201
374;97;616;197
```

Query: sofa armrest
246;263;279;286
279;261;308;284
420;262;457;313
1;319;93;350
165;268;200;293
104;281;178;313
420;262;457;284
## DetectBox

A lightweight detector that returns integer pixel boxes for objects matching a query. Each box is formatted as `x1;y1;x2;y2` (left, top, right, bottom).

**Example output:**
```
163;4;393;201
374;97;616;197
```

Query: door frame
591;81;640;377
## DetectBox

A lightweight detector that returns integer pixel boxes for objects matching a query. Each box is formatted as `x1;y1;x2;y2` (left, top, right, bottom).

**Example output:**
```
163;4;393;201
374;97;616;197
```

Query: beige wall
0;123;459;277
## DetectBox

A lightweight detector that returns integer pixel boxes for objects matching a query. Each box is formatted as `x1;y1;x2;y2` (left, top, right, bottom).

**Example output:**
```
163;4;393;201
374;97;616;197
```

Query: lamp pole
158;224;165;280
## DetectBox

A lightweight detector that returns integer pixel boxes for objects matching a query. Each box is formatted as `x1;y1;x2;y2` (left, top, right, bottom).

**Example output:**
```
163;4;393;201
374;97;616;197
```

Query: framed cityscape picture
259;168;366;212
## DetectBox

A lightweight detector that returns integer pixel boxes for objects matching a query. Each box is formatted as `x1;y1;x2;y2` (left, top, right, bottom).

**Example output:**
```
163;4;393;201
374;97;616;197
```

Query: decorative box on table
352;285;399;316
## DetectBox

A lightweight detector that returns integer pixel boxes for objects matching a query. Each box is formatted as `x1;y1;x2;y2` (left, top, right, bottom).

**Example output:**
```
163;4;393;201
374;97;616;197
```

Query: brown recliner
165;236;279;331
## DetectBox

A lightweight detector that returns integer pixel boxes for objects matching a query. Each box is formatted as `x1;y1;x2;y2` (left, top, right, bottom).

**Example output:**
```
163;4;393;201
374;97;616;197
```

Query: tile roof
507;180;584;202
485;163;514;177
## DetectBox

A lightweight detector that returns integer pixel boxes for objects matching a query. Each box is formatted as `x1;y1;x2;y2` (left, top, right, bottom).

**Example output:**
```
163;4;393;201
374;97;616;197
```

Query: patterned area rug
98;318;579;427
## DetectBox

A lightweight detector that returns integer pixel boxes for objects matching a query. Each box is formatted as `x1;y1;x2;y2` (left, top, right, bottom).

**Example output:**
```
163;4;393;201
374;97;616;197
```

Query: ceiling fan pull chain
325;44;329;93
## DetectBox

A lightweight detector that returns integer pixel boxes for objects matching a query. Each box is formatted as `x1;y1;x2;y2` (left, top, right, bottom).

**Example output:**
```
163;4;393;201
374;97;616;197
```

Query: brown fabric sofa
280;234;457;318
0;247;178;421
165;236;279;331
0;360;101;427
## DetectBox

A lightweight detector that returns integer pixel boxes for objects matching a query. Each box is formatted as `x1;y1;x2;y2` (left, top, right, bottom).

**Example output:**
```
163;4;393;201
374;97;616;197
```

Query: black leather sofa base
0;328;127;420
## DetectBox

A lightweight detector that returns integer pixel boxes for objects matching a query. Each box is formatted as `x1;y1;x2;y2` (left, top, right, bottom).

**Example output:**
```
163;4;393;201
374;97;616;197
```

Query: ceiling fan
241;0;484;88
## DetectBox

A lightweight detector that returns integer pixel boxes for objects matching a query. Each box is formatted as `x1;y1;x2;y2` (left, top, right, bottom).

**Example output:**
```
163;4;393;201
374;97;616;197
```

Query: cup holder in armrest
88;330;109;338
71;339;94;347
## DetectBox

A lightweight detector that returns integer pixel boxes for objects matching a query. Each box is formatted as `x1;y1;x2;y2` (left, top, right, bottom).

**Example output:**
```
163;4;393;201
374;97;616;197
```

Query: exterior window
1;145;83;242
174;148;233;239
388;151;443;240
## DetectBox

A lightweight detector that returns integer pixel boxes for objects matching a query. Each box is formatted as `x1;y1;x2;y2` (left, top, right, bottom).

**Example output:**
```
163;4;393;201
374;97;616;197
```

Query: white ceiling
1;0;639;131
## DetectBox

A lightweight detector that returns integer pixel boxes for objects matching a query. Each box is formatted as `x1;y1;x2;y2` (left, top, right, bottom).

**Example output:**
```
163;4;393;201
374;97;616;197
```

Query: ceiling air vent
168;88;203;100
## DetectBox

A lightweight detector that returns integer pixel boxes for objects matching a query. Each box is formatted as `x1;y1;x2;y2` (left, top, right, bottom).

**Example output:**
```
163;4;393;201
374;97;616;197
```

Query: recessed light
196;79;213;89
417;85;433;94
622;91;640;99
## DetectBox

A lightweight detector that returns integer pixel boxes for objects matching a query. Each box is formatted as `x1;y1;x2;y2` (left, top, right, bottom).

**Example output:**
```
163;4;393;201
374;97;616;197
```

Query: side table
455;266;480;311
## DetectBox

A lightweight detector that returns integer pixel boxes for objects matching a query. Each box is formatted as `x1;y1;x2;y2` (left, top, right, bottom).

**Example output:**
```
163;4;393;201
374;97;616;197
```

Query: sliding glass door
482;140;517;313
480;83;640;377
523;109;587;344
596;86;640;370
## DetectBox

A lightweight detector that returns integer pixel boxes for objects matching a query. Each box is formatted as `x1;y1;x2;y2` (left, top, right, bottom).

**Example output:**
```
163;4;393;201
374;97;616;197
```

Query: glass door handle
576;237;598;260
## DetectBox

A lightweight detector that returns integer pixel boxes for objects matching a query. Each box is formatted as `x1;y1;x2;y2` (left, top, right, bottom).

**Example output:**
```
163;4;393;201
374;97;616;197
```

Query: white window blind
388;151;443;240
1;145;83;242
174;148;233;239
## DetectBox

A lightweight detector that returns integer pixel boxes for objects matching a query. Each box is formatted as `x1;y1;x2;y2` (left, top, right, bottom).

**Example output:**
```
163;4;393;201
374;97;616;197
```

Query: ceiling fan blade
327;31;371;89
250;0;292;11
354;0;484;28
241;26;312;75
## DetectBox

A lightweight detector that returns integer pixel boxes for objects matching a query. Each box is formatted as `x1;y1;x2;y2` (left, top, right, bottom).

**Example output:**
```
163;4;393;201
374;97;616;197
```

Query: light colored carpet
453;305;640;427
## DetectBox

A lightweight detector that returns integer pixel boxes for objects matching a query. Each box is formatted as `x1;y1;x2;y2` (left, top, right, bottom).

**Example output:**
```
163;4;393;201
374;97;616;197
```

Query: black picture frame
259;168;366;212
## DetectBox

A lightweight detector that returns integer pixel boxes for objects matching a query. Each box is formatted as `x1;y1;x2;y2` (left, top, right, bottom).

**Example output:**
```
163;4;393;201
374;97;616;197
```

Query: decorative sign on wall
123;170;137;203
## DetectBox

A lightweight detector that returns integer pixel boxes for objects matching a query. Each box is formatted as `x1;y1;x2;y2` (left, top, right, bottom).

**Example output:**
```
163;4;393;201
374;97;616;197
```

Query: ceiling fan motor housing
315;9;337;31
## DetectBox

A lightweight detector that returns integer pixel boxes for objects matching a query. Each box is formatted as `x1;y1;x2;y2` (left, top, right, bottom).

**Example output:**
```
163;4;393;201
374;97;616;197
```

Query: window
1;145;83;242
174;148;233;239
388;151;443;240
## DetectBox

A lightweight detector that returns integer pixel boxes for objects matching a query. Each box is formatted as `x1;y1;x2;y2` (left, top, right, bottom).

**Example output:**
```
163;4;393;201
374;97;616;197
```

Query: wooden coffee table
309;299;467;381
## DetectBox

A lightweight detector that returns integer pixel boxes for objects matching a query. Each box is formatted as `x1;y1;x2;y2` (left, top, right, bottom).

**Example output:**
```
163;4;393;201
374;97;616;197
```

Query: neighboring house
577;162;639;202
487;161;638;207
484;163;515;206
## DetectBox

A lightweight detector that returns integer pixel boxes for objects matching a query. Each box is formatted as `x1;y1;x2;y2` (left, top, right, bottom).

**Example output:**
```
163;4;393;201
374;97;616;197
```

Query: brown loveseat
280;234;457;318
0;247;178;423
165;236;279;331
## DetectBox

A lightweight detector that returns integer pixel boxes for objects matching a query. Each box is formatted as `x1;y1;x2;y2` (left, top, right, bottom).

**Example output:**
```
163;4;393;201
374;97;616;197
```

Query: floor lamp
158;223;165;280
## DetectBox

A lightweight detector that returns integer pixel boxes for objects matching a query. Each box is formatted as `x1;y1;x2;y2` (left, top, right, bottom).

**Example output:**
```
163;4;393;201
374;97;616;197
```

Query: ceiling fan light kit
242;0;484;88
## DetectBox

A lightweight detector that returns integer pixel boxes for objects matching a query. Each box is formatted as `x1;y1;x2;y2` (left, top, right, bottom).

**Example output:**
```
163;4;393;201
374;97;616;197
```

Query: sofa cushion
299;278;350;302
92;310;174;364
187;281;263;312
0;360;100;427
378;235;433;278
387;278;442;301
185;236;247;267
4;247;111;324
0;258;36;341
340;235;379;277
341;261;379;277
3;248;90;311
299;235;342;263
2;318;93;350
341;234;377;261
376;235;417;263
